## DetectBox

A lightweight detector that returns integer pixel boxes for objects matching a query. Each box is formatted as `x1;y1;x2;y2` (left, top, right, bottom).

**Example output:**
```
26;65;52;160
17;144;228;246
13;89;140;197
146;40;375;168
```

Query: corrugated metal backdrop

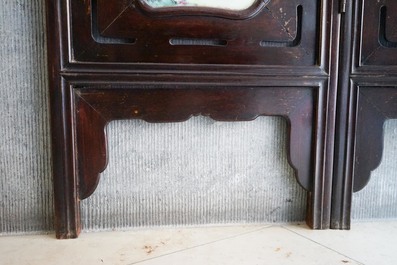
0;0;396;235
81;117;306;231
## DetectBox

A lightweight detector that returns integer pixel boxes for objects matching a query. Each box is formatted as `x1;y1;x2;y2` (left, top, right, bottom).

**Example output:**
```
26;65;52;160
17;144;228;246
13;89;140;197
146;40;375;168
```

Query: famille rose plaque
143;0;257;10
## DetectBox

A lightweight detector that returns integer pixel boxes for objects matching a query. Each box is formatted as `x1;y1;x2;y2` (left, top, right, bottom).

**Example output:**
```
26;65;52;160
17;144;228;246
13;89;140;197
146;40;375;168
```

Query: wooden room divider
45;0;397;238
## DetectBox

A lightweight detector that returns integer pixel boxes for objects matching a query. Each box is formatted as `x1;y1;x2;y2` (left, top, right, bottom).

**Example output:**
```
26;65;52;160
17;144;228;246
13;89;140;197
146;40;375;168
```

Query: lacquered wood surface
46;0;342;238
330;0;397;229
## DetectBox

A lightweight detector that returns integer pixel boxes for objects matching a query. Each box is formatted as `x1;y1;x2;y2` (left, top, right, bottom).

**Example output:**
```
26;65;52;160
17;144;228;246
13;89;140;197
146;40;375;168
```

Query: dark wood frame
331;0;397;229
46;0;356;239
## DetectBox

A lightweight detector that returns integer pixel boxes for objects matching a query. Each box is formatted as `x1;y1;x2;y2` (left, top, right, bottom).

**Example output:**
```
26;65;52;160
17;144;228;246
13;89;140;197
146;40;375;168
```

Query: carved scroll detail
73;87;316;200
379;6;397;48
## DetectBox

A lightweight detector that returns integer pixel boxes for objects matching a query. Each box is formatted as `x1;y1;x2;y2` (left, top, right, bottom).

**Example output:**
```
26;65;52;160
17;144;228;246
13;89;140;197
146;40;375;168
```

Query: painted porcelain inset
143;0;257;10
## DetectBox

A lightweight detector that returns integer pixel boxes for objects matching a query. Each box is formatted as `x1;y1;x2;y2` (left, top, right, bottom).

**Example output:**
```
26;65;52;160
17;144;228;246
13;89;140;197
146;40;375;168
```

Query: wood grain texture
352;0;397;74
46;0;338;238
74;86;316;200
330;0;397;229
353;85;397;192
330;0;353;230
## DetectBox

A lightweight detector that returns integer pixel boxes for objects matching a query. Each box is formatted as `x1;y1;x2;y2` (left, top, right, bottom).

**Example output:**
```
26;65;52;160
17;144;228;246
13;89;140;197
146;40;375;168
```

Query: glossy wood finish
75;85;317;199
47;0;341;238
71;0;319;66
355;0;397;70
137;0;270;19
331;0;397;229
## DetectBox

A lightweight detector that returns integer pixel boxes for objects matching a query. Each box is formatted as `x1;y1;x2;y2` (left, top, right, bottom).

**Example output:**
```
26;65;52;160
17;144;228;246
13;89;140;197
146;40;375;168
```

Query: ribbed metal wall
0;0;396;235
81;117;306;231
0;0;53;234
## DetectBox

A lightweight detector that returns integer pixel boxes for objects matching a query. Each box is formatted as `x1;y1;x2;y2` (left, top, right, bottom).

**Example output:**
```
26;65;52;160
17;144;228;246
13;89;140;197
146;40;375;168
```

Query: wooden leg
51;81;81;239
306;85;332;229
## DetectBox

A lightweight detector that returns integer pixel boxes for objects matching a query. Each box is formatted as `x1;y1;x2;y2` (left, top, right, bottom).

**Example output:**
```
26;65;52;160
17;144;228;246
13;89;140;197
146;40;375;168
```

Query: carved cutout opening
169;38;228;46
260;5;303;47
80;117;305;230
74;86;315;200
379;6;397;48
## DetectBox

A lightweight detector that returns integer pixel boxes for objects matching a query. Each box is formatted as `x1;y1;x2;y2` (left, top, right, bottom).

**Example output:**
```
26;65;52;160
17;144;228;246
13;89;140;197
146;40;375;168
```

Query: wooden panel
73;86;316;199
355;0;397;69
353;85;397;192
69;0;320;66
46;0;337;238
331;0;397;229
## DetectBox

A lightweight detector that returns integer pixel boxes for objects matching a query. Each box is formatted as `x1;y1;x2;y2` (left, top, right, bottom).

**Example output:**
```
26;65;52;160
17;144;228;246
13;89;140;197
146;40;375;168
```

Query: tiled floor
1;221;396;265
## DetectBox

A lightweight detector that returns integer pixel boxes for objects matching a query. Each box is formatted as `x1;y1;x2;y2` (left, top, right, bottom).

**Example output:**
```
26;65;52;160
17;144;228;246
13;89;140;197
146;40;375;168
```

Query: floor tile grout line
280;226;366;265
127;225;274;265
